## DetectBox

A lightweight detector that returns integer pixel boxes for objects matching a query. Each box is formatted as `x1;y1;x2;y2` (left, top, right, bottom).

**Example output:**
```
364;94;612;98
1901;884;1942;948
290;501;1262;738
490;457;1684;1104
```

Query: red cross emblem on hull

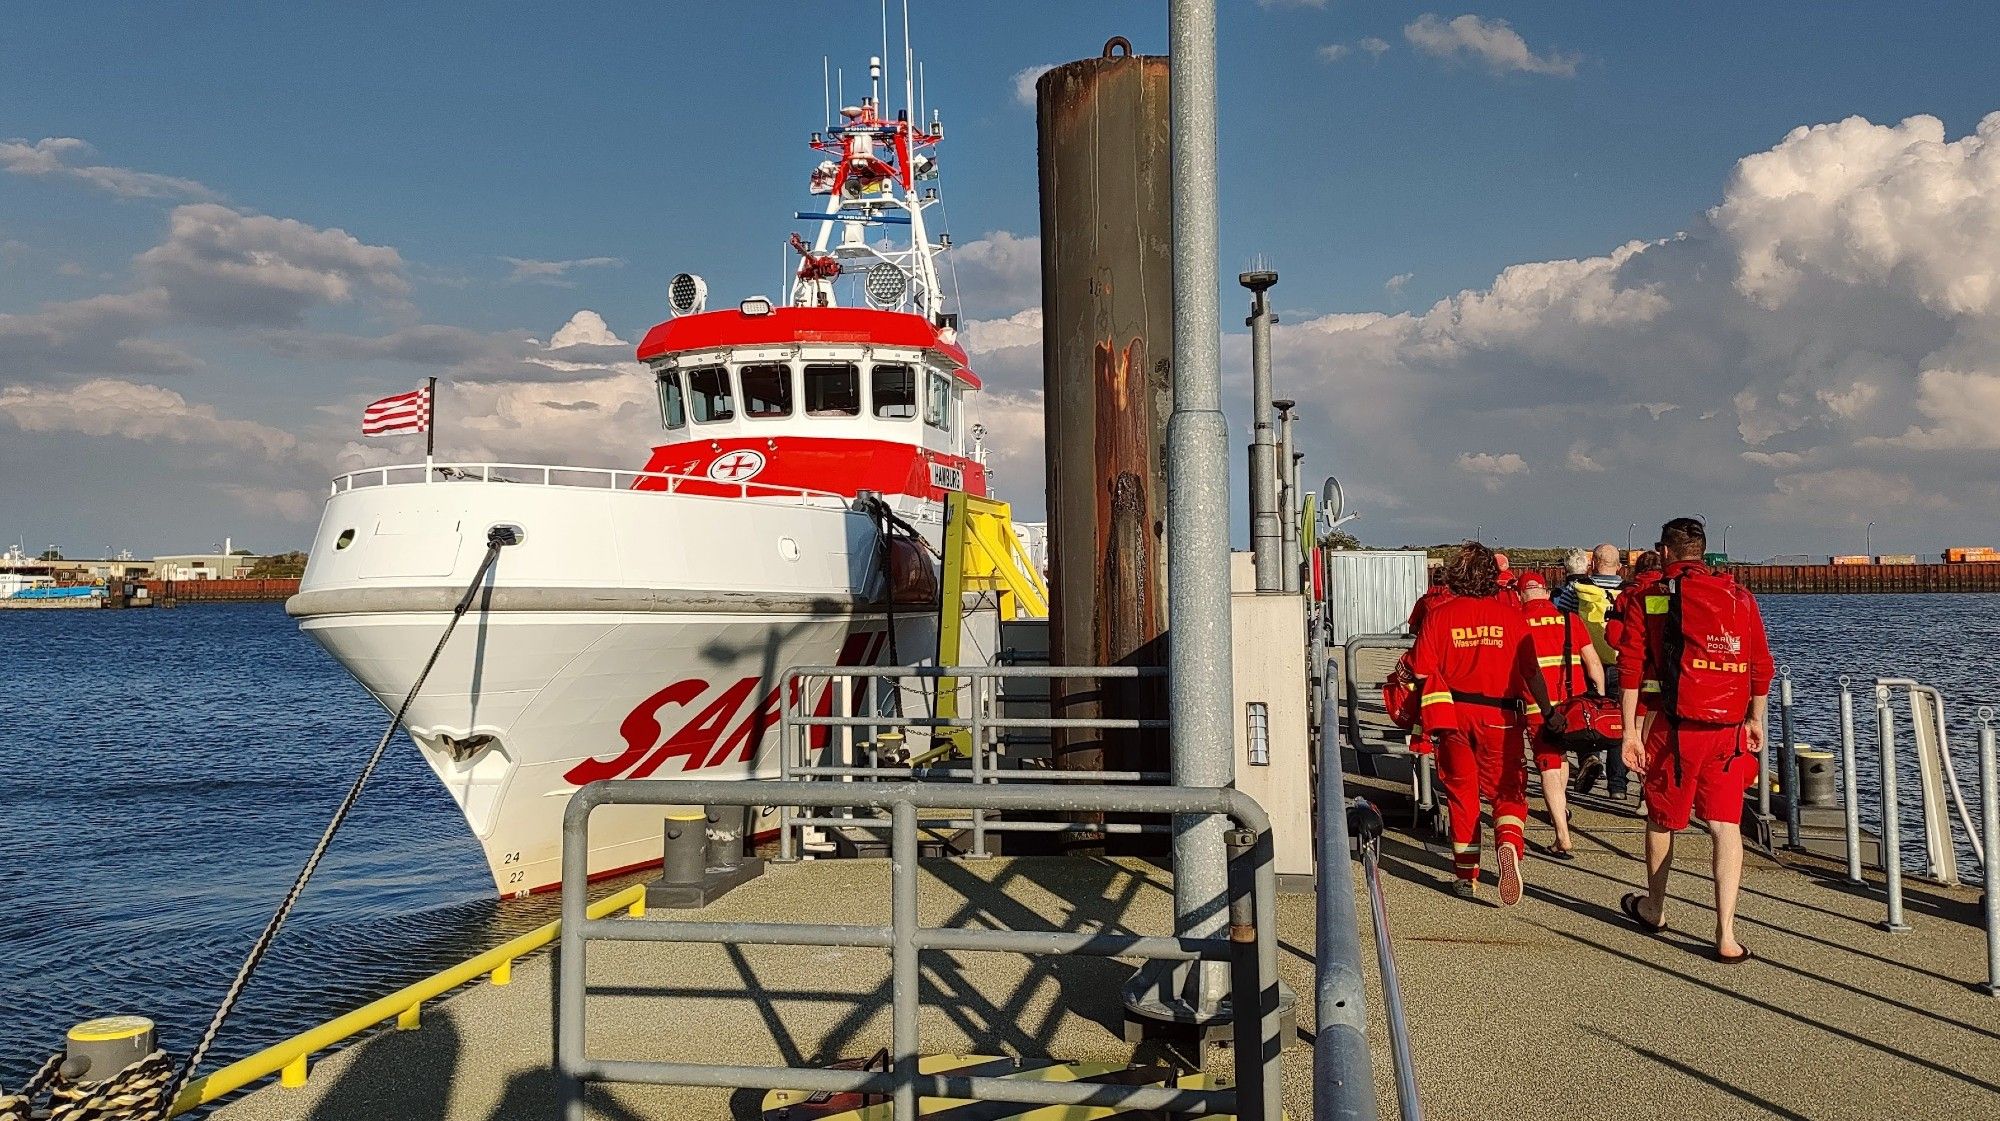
706;449;767;482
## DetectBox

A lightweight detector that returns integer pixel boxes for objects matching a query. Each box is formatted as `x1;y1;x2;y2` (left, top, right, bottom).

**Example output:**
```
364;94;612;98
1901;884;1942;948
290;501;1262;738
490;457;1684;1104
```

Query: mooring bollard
1878;684;1912;932
1979;710;1998;996
1779;669;1802;851
1840;677;1863;883
647;804;765;909
64;1016;155;1083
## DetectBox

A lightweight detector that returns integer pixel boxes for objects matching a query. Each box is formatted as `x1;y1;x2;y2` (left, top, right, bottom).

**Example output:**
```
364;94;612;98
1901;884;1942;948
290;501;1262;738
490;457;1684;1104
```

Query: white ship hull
290;466;934;894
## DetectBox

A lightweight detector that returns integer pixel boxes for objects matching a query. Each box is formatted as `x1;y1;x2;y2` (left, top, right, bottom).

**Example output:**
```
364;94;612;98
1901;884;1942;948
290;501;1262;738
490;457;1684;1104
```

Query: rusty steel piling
1035;38;1174;816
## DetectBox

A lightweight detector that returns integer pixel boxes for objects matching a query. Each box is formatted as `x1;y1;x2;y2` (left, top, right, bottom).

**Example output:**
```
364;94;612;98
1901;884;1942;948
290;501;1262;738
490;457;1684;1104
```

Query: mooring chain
153;526;518;1118
0;1051;176;1121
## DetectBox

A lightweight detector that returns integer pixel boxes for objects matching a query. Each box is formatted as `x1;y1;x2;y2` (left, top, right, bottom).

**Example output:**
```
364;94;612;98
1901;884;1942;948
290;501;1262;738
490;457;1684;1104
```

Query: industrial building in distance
0;539;304;608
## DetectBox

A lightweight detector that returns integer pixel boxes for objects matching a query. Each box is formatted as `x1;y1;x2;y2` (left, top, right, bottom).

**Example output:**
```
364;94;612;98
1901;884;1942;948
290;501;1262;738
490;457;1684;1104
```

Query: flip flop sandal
1620;891;1668;933
1542;841;1576;861
1714;946;1754;965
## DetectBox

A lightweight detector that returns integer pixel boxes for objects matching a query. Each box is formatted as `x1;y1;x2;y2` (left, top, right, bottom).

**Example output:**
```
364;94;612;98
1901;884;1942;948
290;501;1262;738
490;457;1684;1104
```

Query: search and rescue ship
288;53;988;895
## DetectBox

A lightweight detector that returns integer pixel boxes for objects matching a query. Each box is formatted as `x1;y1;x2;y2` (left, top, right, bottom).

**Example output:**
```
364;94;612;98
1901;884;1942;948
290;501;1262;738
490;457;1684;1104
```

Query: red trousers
1435;708;1527;880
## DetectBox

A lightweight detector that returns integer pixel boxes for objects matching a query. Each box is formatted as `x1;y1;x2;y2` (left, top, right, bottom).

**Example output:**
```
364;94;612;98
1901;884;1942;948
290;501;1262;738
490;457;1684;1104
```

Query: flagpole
425;376;437;478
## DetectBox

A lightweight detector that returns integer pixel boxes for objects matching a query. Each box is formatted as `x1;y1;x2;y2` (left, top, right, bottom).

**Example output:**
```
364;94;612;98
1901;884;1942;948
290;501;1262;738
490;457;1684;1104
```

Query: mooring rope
0;1050;178;1121
148;525;520;1118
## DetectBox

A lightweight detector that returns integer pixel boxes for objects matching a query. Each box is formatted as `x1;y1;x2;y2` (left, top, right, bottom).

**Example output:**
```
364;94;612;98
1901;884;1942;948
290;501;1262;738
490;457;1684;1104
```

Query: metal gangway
1833;677;1999;993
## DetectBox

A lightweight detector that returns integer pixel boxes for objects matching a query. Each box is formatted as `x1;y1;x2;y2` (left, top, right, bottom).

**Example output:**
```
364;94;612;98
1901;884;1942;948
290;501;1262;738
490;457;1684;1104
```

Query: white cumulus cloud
0;137;218;200
136;204;408;326
501;256;624;284
1011;64;1056;108
1255;110;2000;549
948;231;1041;317
1404;14;1579;78
0;378;296;459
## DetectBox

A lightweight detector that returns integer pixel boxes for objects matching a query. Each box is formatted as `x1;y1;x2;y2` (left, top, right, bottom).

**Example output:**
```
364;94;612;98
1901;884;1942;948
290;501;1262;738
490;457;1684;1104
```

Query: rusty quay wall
1731;563;2000;594
1509;563;2000;594
139;578;301;603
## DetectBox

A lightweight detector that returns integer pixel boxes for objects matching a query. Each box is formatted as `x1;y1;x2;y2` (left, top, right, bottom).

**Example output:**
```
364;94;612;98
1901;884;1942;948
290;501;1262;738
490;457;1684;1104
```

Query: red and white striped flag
361;385;431;437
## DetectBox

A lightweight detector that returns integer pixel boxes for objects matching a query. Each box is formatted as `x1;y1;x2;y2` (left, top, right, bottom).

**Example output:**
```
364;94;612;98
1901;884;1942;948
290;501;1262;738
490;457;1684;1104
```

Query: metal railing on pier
557;778;1285;1121
774;664;1168;861
1339;631;1437;815
1833;677;1998;994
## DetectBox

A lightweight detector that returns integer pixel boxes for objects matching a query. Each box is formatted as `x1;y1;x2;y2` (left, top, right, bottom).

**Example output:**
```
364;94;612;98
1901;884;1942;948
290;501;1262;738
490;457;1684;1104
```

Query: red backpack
1382;648;1422;730
1656;568;1755;725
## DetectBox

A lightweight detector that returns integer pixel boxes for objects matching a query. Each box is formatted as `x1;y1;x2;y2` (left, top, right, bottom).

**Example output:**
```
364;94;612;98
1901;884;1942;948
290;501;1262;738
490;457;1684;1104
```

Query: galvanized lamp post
1243;270;1282;593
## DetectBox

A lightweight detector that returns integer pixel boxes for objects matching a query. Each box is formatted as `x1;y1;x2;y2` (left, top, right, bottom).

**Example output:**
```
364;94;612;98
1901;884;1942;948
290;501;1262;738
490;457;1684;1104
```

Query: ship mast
794;28;948;325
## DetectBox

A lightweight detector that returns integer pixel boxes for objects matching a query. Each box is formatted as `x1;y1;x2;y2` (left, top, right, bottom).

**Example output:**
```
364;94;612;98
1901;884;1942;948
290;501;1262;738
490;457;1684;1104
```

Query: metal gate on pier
773;663;1169;861
556;778;1286;1121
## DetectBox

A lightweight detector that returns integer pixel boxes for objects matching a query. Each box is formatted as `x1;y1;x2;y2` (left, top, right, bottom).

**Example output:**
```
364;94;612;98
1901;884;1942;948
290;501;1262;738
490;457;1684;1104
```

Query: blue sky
6;3;2000;560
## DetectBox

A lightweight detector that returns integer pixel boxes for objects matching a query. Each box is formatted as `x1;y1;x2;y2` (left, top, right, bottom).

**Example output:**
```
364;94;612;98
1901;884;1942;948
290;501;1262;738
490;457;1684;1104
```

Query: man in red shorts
1616;517;1772;962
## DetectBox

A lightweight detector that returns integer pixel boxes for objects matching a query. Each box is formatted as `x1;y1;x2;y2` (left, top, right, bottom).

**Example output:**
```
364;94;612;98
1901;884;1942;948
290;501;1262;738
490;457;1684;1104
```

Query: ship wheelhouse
633;304;987;510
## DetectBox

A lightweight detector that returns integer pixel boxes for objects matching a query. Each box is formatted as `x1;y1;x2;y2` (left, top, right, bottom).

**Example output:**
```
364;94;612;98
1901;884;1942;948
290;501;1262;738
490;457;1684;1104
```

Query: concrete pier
209;788;2000;1120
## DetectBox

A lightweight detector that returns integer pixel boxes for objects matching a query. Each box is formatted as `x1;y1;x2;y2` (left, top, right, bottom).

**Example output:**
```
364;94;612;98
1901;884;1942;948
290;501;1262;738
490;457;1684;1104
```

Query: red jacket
1616;560;1774;716
1410;592;1541;736
1520;599;1594;701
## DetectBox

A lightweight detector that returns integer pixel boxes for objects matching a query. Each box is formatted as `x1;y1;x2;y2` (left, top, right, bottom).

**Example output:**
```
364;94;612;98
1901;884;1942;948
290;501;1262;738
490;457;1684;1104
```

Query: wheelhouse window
739;363;793;419
656;368;686;429
686;366;734;423
872;363;916;419
804;362;860;416
924;369;953;432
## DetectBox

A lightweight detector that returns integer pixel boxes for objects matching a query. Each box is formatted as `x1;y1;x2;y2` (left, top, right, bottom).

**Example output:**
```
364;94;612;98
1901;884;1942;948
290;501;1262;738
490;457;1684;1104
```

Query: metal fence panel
558;778;1282;1121
1324;550;1427;646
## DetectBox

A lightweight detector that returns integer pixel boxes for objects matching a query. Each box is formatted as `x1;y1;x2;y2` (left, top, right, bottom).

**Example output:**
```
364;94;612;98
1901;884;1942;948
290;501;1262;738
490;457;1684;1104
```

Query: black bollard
645;805;765;909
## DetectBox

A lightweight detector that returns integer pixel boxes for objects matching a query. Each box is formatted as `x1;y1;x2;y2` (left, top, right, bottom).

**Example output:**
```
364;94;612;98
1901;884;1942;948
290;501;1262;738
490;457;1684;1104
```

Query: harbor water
1;603;547;1089
3;594;1997;1088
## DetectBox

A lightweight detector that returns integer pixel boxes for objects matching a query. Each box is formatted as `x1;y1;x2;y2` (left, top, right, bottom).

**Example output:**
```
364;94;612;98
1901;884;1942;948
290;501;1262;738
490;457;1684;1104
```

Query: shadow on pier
211;780;2000;1121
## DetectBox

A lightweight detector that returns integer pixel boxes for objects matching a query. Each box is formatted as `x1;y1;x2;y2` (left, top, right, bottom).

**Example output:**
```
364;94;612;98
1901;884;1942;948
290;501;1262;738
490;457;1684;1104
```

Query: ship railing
558;778;1285;1121
160;884;648;1116
328;461;850;504
1836;679;1998;986
773;664;1169;861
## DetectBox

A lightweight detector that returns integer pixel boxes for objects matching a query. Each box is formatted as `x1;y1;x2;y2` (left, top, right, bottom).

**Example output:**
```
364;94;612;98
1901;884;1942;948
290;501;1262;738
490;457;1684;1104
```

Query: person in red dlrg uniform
1407;579;1455;637
1616;518;1773;963
1517;573;1603;857
1412;542;1558;905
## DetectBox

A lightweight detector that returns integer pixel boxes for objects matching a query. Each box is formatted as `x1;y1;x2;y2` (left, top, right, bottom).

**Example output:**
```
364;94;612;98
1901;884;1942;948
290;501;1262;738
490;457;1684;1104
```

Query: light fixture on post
863;262;907;309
